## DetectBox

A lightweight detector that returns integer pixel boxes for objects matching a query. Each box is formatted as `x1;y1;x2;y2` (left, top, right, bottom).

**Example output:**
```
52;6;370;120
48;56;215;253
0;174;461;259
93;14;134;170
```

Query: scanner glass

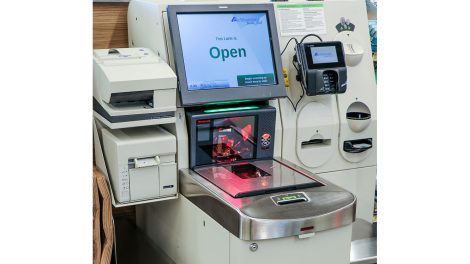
194;159;323;198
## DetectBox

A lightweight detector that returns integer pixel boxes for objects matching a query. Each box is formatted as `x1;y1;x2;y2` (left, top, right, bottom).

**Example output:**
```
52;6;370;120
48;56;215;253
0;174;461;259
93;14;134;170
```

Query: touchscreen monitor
167;4;286;106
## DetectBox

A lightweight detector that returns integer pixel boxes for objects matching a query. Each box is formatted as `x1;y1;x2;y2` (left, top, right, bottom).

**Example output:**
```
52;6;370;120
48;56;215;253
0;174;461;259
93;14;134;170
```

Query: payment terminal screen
311;46;339;64
177;12;278;90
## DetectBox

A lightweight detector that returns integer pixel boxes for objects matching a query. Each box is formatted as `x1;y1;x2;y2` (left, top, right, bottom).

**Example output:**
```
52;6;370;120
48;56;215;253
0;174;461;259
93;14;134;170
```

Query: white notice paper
276;3;327;36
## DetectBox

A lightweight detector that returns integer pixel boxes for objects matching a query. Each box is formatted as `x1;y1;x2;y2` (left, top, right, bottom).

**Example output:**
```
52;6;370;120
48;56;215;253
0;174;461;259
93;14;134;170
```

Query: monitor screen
167;4;286;106
304;41;346;70
177;12;277;90
310;46;339;64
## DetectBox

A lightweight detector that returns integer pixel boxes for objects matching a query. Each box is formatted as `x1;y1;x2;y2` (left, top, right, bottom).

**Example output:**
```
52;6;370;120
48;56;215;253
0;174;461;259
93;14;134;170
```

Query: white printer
93;47;179;206
101;125;177;203
93;47;177;129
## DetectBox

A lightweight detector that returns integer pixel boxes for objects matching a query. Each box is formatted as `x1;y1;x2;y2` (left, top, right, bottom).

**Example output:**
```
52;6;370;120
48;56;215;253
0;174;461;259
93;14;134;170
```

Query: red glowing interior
211;116;256;163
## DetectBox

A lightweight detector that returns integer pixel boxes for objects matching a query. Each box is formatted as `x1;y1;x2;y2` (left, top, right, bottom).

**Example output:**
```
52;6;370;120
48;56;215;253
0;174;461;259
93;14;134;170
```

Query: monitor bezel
167;4;286;107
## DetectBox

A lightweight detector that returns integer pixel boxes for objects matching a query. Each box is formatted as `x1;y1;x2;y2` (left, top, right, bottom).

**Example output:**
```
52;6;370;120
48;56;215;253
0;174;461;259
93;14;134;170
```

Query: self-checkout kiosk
93;0;377;263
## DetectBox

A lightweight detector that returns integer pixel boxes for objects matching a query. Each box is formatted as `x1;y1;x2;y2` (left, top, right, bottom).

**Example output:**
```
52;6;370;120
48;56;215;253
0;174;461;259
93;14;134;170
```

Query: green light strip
203;106;259;114
204;99;253;106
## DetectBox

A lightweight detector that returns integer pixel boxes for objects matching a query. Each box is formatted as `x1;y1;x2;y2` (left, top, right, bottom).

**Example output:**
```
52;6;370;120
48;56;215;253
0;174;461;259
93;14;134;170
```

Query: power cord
292;56;306;111
286;55;304;112
280;37;299;56
295;79;305;110
299;33;323;43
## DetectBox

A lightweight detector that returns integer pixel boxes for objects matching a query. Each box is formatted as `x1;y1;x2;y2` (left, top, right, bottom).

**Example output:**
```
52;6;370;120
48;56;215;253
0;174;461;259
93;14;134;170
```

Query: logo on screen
315;52;330;56
231;16;262;25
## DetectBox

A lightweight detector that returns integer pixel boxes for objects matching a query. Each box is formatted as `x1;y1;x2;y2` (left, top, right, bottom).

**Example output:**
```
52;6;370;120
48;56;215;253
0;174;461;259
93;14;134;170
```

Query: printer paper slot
128;156;161;169
109;91;153;107
301;139;331;149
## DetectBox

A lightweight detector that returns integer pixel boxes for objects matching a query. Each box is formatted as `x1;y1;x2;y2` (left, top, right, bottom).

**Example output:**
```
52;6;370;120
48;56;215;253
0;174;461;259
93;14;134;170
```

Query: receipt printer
296;41;347;96
101;126;177;203
93;48;177;125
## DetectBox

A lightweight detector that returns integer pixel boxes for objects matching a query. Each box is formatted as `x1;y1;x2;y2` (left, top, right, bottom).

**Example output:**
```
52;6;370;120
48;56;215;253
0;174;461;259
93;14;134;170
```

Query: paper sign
276;3;327;36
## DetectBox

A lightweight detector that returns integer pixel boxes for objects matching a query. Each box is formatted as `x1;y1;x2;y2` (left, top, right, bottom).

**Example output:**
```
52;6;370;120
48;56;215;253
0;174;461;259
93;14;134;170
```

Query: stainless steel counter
180;157;357;241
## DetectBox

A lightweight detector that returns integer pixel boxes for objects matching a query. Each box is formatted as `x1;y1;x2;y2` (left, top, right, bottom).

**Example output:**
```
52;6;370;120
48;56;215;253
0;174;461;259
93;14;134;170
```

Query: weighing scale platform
194;159;324;198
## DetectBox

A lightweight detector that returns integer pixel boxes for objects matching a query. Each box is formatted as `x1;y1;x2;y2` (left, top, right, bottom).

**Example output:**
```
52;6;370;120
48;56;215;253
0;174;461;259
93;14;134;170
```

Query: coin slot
346;102;371;132
346;112;371;120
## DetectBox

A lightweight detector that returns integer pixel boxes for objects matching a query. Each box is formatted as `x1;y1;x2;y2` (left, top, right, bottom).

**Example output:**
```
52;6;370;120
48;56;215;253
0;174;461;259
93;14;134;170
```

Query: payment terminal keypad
322;72;338;93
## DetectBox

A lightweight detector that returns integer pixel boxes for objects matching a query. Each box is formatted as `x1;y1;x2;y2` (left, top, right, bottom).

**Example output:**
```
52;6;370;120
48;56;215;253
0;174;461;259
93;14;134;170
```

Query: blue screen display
177;12;277;91
310;46;339;64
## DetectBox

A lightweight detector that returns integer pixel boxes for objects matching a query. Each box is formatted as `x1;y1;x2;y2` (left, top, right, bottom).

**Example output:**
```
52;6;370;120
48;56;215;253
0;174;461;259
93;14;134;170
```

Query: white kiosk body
124;0;377;263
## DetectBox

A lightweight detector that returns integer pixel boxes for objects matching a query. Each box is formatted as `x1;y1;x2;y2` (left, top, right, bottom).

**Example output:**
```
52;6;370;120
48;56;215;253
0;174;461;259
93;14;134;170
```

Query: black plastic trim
93;98;175;123
343;138;373;153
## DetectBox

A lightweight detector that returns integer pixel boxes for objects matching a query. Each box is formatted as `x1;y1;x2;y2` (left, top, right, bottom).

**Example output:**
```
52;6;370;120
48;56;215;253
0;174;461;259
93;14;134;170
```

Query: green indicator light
281;196;298;200
203;106;259;114
204;99;253;106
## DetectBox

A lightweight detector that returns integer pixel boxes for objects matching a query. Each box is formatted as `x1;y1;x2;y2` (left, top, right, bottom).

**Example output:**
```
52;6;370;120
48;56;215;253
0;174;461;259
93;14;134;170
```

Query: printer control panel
119;165;130;201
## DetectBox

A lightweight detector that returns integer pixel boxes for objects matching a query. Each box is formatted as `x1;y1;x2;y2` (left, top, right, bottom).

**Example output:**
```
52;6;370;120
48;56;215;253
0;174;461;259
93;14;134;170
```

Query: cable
292;34;322;111
287;58;299;112
292;56;299;72
299;33;323;43
294;82;305;110
280;37;299;55
282;33;322;111
282;34;323;58
286;93;297;111
286;56;304;112
284;39;300;111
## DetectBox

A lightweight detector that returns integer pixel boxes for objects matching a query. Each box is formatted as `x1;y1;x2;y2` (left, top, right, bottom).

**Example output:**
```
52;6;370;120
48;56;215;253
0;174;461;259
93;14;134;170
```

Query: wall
93;2;129;49
93;2;135;220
